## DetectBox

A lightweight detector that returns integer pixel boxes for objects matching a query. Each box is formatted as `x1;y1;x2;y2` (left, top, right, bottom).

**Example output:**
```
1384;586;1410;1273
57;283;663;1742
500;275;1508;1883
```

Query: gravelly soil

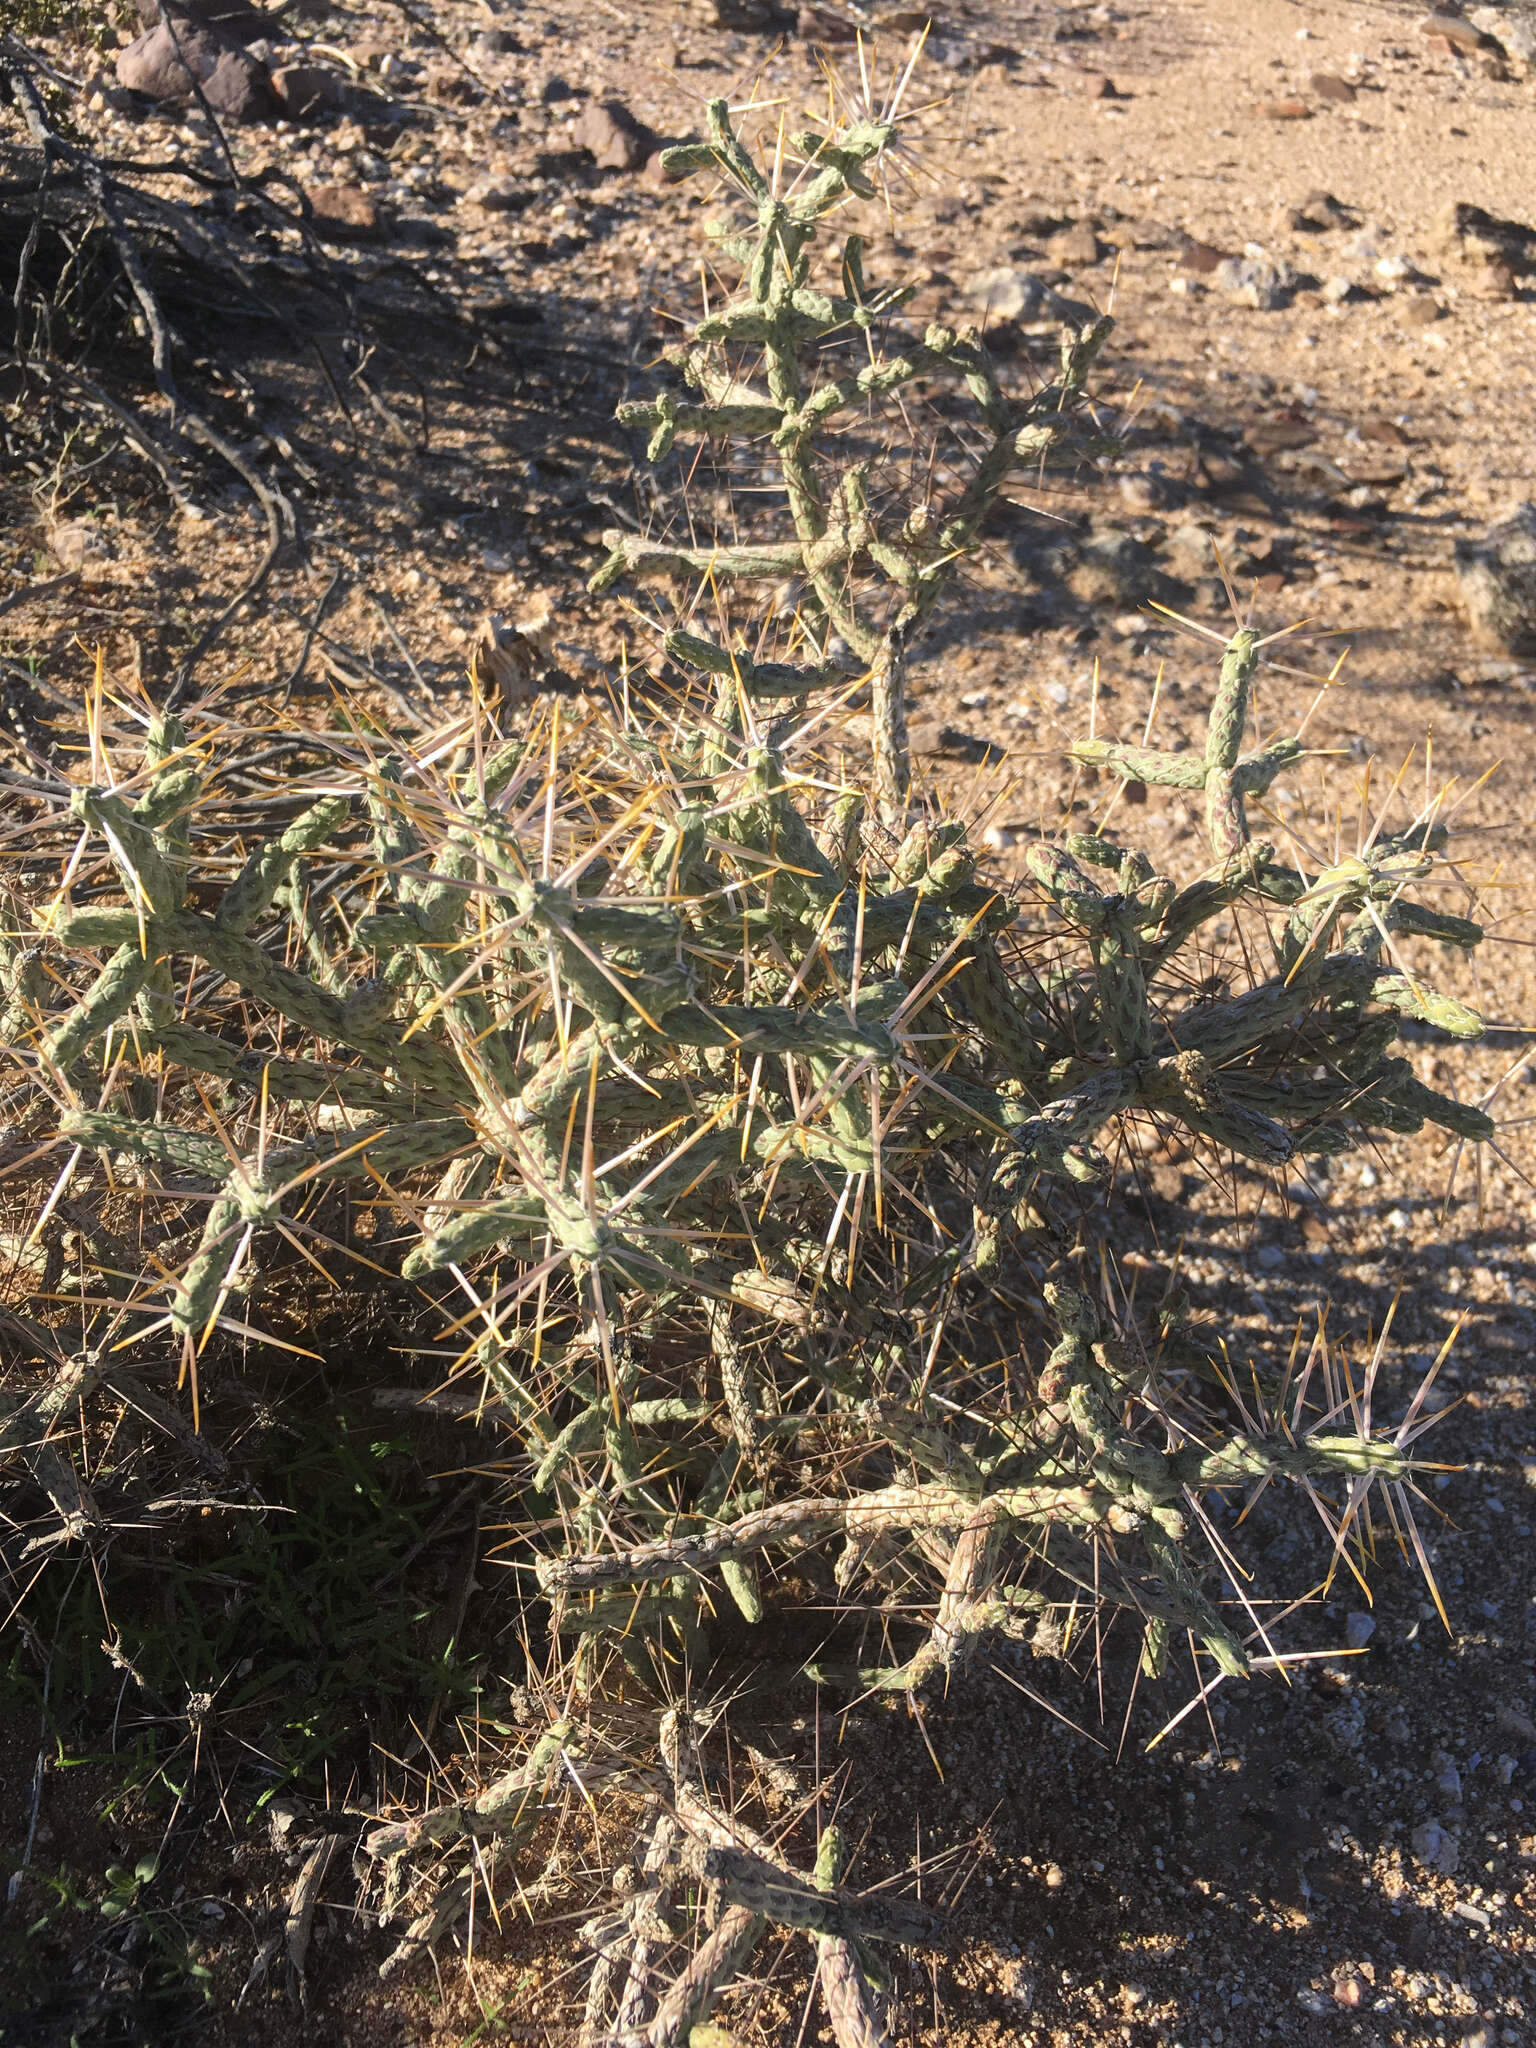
2;0;1534;2043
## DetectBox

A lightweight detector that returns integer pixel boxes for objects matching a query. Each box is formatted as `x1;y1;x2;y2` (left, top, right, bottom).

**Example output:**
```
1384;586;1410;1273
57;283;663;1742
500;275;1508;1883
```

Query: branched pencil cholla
0;83;1501;2017
591;95;1115;822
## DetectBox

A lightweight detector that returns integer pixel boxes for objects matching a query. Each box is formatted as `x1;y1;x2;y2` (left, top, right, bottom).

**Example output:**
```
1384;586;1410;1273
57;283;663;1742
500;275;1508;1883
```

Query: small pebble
1411;1819;1459;1872
1333;1970;1370;2009
1433;1754;1464;1802
1345;1612;1376;1650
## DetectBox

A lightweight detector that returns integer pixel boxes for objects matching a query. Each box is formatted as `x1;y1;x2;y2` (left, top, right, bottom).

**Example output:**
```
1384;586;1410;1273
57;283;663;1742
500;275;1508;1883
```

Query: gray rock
1410;1818;1460;1872
133;0;273;41
1067;527;1169;607
1213;254;1299;310
966;267;1096;331
1434;201;1536;275
470;25;523;54
1432;1751;1464;1802
268;64;350;118
467;176;531;214
47;520;111;569
1455;504;1536;654
1344;1611;1376;1649
1471;5;1536;72
117;20;275;121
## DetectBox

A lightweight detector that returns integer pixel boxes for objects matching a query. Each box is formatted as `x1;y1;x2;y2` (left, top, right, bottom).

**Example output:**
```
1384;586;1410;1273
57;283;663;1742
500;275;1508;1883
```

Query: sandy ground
2;0;1534;2042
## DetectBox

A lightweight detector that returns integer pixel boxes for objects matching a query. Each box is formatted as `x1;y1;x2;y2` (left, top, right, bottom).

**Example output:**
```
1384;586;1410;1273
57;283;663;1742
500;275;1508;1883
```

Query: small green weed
4;1401;487;1800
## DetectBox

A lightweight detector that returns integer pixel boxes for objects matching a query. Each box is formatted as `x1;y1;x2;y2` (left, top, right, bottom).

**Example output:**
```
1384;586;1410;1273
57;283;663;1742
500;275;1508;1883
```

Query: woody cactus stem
591;97;1112;821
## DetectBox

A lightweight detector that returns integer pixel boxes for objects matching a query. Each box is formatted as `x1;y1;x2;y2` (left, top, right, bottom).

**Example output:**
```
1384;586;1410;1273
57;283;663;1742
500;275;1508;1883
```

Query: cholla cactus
0;82;1498;2029
592;96;1112;821
17;604;1487;1691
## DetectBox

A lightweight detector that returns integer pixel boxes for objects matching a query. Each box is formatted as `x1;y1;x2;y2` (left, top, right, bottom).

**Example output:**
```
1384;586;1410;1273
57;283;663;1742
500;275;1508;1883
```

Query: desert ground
1;0;1534;2043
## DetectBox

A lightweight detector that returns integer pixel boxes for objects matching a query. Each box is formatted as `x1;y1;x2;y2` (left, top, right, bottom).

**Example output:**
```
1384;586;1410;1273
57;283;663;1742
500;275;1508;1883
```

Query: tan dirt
2;0;1534;2043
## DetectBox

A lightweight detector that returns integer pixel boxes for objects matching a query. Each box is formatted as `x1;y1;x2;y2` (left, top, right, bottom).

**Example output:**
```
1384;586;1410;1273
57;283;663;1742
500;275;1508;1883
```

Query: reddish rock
305;183;389;243
1177;236;1231;275
571;98;654;172
1257;98;1312;120
1332;1972;1369;2011
641;141;692;190
1047;220;1105;269
1360;415;1410;446
117;20;274;120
